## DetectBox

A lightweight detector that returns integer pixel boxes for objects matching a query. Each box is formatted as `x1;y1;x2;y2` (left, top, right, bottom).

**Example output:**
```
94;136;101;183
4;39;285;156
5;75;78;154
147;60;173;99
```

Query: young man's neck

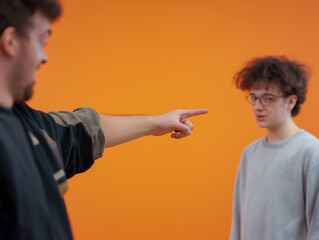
266;119;300;143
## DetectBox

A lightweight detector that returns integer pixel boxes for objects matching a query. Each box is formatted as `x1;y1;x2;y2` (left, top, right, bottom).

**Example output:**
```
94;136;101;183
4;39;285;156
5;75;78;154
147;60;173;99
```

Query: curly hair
234;56;311;116
0;0;62;37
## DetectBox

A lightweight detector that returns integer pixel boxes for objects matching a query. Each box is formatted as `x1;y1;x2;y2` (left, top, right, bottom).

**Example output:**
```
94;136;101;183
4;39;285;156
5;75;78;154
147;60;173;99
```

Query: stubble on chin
24;83;34;101
14;83;34;103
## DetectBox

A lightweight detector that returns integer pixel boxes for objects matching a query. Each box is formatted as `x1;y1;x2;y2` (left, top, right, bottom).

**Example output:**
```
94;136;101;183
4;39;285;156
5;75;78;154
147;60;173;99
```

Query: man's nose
41;51;48;64
253;98;264;109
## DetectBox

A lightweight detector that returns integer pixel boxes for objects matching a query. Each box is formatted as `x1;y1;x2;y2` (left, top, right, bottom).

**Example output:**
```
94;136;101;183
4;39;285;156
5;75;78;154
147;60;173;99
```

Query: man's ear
0;27;20;57
288;95;297;111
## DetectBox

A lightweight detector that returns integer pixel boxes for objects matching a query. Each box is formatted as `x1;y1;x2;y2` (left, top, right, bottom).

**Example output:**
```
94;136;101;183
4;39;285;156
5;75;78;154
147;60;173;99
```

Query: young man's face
11;10;51;102
248;83;295;131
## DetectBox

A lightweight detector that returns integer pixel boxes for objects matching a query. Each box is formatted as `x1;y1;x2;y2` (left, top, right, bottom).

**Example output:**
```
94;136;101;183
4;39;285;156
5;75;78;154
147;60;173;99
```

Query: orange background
29;0;319;239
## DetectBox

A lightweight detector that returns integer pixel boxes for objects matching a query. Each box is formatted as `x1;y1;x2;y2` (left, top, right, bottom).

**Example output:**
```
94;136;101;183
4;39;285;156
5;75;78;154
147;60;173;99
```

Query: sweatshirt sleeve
49;107;105;160
305;164;319;240
230;151;247;240
230;170;242;240
12;103;105;180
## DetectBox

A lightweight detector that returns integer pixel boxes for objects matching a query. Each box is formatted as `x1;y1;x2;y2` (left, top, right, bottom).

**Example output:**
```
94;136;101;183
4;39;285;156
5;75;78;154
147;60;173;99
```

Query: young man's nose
253;98;264;109
41;51;48;64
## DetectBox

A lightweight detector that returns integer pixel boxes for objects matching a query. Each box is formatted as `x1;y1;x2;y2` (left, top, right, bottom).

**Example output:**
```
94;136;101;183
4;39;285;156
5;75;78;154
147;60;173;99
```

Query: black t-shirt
0;103;95;240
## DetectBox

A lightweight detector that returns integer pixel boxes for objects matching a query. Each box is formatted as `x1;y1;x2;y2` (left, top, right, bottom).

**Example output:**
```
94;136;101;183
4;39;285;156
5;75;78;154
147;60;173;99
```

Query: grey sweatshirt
230;130;319;240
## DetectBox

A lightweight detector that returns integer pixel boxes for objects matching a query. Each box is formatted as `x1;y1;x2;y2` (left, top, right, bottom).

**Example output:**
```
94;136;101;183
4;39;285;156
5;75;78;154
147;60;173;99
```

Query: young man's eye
264;96;275;102
251;96;258;101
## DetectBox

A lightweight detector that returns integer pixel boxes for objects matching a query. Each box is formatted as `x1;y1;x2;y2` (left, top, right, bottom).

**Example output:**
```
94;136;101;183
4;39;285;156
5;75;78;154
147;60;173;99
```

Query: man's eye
264;96;275;102
251;96;258;101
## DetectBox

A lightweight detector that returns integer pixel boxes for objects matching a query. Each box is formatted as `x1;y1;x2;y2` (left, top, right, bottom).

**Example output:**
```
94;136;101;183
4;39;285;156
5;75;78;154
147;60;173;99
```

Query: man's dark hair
0;0;62;37
234;56;311;116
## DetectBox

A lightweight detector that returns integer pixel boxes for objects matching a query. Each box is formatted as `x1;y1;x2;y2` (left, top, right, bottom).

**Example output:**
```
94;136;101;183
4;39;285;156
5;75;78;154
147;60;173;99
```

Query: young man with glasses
230;56;319;240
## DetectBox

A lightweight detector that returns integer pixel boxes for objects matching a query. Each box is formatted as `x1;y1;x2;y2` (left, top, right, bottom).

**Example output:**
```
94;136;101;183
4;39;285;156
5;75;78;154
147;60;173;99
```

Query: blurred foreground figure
0;0;208;239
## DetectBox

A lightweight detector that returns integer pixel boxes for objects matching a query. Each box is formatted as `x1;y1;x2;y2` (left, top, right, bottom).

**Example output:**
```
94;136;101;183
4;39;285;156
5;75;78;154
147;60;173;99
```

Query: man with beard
0;0;208;239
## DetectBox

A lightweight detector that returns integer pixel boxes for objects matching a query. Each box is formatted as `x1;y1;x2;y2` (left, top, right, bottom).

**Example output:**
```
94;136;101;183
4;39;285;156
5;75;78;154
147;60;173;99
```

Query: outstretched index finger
180;108;209;118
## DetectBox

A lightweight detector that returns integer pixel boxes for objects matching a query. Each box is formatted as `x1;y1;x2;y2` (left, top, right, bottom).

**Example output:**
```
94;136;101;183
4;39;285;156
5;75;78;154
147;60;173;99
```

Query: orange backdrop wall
28;0;319;239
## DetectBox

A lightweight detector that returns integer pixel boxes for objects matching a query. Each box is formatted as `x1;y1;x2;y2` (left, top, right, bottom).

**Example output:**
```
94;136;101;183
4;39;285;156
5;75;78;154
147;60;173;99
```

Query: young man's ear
0;27;20;57
288;95;297;111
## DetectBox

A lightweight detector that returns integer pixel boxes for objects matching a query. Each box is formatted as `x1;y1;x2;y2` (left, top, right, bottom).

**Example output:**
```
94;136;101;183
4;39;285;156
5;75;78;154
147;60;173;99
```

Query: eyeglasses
245;94;285;106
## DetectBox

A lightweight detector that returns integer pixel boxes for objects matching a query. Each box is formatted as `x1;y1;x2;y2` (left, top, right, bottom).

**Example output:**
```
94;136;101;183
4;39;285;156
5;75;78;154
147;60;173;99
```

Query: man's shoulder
244;136;265;150
12;102;56;126
298;129;318;140
13;102;43;117
294;130;319;147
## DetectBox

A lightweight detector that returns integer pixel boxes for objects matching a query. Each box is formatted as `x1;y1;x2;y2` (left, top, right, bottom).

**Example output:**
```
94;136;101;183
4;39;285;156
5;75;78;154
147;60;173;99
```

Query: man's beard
13;82;34;103
23;83;34;101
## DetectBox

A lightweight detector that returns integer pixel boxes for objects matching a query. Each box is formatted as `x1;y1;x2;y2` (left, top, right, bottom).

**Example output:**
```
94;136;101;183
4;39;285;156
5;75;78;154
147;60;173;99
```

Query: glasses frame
245;94;285;107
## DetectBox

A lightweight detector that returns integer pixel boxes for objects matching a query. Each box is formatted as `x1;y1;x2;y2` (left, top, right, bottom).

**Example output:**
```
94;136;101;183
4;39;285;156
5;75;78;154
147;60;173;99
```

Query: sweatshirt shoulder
296;130;319;147
243;137;264;152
